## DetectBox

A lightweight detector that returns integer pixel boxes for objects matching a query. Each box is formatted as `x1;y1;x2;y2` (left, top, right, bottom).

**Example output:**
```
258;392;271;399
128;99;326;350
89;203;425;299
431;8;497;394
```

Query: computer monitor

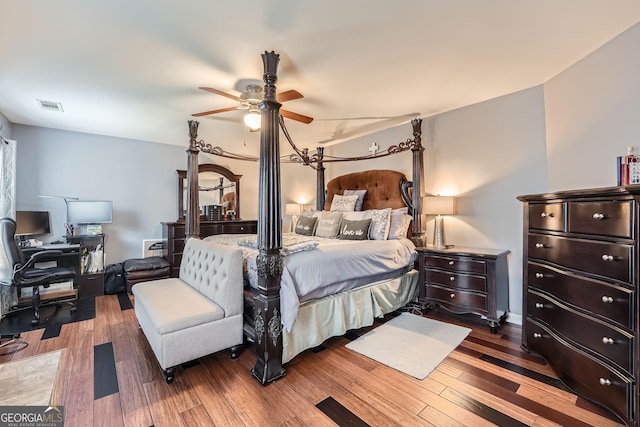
15;210;51;237
66;200;113;224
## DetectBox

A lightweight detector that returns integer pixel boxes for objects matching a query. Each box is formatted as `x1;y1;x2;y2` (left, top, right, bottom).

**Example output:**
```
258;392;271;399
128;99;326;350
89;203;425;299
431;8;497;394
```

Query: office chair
0;217;77;326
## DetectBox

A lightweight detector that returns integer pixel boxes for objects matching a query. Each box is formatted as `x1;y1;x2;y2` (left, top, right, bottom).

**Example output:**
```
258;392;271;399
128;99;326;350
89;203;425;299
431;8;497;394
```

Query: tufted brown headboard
324;170;413;212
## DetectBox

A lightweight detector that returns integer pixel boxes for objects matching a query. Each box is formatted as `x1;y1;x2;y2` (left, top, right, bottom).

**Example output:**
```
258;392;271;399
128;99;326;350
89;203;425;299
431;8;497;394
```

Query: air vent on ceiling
37;99;64;112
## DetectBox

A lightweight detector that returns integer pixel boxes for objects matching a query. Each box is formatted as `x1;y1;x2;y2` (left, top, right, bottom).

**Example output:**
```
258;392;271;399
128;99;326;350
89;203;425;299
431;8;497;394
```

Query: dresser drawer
219;222;256;234
568;200;632;238
526;319;633;422
171;226;186;239
425;285;487;311
528;262;633;329
528;290;633;373
424;269;486;292
528;234;632;283
529;203;565;231
422;255;486;275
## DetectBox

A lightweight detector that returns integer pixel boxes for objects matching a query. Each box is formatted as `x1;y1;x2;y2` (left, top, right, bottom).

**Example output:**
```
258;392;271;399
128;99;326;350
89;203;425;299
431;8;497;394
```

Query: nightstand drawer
423;255;486;275
425;285;487;311
424;269;486;292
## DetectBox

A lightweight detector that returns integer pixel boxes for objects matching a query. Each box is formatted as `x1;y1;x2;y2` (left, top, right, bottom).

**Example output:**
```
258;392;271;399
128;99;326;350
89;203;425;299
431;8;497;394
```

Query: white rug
0;350;62;406
346;313;471;379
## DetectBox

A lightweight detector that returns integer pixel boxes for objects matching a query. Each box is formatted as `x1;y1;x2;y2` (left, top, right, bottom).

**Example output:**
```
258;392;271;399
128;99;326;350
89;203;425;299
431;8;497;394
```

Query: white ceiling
1;1;639;154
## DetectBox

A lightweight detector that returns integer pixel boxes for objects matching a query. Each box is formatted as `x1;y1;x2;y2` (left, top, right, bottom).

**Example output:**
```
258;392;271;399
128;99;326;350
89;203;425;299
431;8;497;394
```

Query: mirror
177;164;242;221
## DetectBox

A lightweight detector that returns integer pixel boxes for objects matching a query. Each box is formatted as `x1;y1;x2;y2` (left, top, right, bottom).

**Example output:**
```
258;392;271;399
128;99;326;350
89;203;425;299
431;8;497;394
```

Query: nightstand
417;246;510;333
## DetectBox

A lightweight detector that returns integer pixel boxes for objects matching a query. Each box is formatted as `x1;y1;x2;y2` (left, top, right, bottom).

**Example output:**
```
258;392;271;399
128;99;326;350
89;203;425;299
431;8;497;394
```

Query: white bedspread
204;233;417;331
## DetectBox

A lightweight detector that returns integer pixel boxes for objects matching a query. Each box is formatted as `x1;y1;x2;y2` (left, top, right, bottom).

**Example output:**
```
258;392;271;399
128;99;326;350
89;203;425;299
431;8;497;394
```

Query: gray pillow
344;189;367;211
330;194;359;212
314;211;343;238
294;215;317;236
339;218;371;240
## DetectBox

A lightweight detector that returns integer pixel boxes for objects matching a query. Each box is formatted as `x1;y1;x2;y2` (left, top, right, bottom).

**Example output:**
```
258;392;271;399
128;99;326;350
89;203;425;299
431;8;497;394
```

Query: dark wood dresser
417;246;510;333
162;220;257;277
518;186;640;426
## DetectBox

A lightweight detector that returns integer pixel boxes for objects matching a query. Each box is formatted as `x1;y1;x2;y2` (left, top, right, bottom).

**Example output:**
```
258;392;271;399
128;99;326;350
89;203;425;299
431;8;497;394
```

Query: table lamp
423;195;456;248
285;203;303;232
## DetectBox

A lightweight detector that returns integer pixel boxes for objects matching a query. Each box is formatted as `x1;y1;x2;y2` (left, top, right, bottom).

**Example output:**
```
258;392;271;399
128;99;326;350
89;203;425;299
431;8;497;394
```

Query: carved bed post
186;120;201;240
410;118;425;247
316;147;325;211
252;51;286;384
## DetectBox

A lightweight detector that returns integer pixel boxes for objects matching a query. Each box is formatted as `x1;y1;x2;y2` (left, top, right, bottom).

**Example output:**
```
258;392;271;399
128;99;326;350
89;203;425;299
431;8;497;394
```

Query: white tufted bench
132;238;243;383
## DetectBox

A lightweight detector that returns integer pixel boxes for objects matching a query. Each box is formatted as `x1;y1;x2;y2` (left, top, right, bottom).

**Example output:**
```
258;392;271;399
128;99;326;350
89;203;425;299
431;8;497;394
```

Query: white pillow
388;208;412;239
330;194;359;212
343;189;367;211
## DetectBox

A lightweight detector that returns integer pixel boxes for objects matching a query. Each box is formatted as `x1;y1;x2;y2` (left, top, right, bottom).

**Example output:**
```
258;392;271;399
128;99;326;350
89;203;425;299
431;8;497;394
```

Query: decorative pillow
387;214;413;240
314;211;343;238
388;210;412;240
339;219;371;240
366;208;392;240
294;215;317;236
343;189;367;211
330;194;359;212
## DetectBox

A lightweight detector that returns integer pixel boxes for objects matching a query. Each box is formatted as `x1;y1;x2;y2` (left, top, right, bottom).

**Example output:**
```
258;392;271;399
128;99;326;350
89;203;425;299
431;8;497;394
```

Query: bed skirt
282;269;419;363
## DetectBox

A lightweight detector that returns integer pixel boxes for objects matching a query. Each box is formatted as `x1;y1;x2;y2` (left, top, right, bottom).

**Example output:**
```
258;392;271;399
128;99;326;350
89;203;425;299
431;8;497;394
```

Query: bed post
410;118;425;247
316;147;325;211
252;51;286;384
186;120;200;240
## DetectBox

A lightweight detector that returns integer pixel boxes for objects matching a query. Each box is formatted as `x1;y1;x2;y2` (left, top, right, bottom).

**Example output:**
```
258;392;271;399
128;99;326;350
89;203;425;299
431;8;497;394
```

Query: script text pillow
343;189;367;211
314;211;343;238
330;194;359;212
294;215;317;236
339;219;371;240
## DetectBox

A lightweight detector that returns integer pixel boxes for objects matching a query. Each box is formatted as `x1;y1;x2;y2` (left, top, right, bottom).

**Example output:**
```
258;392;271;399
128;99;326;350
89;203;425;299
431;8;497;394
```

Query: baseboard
505;312;522;326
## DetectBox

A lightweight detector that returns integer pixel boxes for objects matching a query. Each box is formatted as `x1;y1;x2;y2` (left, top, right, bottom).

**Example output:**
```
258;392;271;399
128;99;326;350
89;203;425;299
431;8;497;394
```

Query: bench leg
230;345;241;359
163;367;176;384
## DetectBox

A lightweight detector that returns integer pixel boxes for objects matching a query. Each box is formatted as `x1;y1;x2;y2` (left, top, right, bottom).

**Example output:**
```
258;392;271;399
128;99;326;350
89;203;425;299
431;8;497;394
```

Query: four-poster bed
183;51;425;384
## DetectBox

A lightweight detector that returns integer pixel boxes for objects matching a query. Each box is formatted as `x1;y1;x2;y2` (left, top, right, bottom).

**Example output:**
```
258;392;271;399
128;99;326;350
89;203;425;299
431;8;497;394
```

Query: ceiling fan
192;84;314;130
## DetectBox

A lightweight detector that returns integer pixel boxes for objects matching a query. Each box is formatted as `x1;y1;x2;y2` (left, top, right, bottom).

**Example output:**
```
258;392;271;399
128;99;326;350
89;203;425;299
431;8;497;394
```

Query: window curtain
0;138;17;315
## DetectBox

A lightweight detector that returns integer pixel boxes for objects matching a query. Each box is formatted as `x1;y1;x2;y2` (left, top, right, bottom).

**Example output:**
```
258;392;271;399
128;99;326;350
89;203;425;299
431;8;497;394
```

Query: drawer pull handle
450;293;456;299
601;296;614;303
602;337;614;345
533;333;542;338
601;255;614;261
540;212;553;218
599;378;611;386
535;243;544;249
535;303;544;309
592;213;605;220
535;273;544;279
448;261;455;265
449;276;455;281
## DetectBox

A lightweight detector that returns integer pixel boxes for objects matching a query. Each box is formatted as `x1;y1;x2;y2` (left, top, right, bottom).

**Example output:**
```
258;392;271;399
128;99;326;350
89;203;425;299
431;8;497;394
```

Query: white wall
328;87;547;325
12;124;316;262
545;22;640;190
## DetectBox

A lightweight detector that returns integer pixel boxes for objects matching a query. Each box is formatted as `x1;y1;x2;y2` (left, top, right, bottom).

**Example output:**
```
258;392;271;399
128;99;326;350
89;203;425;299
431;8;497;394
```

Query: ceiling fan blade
280;109;314;124
199;87;242;102
192;106;240;117
277;90;304;103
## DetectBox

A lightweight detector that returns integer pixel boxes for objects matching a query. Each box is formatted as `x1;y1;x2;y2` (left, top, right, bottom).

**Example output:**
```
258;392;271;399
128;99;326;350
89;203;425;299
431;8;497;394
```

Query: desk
22;244;81;291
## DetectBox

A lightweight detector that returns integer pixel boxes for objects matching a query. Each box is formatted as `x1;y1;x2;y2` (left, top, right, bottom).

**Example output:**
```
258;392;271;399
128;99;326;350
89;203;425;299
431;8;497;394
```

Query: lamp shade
285;203;303;216
423;196;456;216
243;110;261;130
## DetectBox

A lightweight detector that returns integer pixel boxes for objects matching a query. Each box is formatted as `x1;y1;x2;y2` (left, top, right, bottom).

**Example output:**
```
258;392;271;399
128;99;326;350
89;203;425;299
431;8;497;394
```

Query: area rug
346;313;471;379
0;349;62;406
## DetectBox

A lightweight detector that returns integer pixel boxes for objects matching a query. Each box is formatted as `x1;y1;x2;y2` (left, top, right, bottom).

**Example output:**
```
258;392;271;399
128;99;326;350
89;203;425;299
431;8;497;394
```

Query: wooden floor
0;294;625;427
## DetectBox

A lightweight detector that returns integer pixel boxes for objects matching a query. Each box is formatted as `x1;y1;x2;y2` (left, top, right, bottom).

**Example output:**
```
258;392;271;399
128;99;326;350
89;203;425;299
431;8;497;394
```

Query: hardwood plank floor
0;294;626;426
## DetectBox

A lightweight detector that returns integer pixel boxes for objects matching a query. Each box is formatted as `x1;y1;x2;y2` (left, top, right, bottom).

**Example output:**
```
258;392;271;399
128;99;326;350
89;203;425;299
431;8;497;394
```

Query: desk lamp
423;195;456;249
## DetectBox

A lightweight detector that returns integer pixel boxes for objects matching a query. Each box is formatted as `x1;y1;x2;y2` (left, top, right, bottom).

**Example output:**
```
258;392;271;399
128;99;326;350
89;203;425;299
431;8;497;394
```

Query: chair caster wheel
30;319;40;326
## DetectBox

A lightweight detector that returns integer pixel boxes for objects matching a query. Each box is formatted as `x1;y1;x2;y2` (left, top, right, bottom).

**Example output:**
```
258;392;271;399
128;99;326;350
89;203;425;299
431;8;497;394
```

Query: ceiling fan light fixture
244;109;261;130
